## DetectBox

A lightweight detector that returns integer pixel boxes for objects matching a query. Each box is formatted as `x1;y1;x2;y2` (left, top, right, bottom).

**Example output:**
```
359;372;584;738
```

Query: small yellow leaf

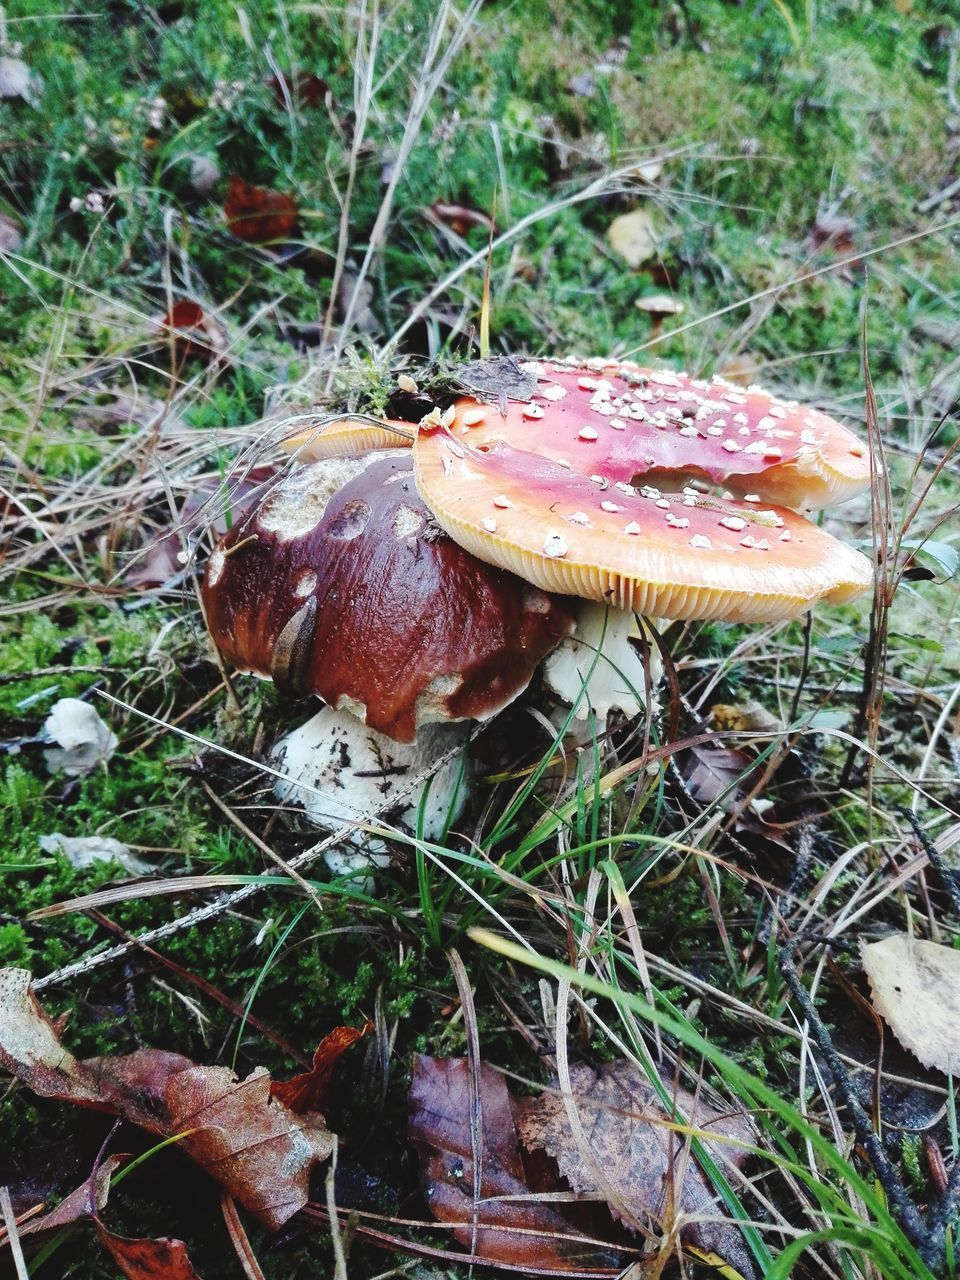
861;933;960;1074
607;207;660;269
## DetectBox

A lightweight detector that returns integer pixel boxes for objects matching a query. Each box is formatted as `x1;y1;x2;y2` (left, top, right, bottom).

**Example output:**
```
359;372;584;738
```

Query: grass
2;0;960;1275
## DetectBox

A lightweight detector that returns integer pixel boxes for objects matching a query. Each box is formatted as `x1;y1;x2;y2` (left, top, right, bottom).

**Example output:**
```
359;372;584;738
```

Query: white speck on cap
542;383;567;400
462;408;485;426
482;516;497;533
624;521;642;535
655;498;670;509
609;417;627;430
568;511;592;525
494;494;513;508
578;425;599;441
722;439;742;453
543;532;568;557
523;403;545;420
719;516;747;531
689;534;713;550
666;514;690;528
600;500;623;513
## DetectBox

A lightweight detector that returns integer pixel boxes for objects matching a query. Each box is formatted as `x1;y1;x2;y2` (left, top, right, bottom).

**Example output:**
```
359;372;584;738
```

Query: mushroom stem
269;705;469;886
542;601;663;724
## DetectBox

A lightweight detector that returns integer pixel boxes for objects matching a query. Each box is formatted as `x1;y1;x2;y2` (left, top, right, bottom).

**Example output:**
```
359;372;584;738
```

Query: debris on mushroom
270;707;467;885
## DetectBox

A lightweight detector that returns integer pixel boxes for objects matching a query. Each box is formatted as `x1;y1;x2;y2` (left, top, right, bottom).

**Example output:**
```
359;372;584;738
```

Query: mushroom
280;415;413;461
410;356;873;719
635;294;685;344
202;450;576;874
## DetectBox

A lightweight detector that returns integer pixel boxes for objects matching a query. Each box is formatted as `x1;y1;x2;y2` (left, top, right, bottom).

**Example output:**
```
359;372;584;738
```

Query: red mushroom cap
202;452;576;742
439;358;871;510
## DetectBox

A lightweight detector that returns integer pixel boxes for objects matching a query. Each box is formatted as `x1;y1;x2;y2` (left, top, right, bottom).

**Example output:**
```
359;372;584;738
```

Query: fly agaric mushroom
410;357;872;713
201;450;575;866
280;415;413;461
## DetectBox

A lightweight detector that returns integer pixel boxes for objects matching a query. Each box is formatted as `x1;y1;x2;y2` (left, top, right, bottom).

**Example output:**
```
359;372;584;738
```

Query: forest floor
2;2;960;1277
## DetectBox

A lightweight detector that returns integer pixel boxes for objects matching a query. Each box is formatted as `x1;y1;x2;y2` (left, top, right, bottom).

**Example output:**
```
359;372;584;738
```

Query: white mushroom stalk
542;602;663;723
270;707;468;883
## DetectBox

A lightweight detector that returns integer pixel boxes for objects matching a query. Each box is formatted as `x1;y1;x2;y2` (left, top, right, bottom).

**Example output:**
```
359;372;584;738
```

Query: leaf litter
409;1054;756;1276
0;969;373;1230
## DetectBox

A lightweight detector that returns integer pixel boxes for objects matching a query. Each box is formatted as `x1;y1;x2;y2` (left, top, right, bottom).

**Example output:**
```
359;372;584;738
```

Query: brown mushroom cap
437;357;871;510
202;452;576;742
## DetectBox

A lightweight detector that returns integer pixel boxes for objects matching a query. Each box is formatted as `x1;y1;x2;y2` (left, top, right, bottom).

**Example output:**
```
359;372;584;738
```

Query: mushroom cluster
202;356;873;874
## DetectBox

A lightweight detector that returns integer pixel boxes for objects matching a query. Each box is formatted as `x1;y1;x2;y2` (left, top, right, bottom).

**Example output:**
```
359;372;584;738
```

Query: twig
779;933;930;1255
220;1192;267;1280
0;1187;29;1280
32;710;471;992
896;805;960;919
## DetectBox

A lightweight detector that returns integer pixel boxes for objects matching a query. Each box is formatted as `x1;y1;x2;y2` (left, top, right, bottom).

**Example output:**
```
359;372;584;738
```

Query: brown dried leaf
408;1056;626;1271
95;1222;204;1279
271;1021;371;1114
267;71;330;110
861;934;960;1074
126;465;275;588
678;744;762;810
10;1156;126;1243
516;1061;755;1277
0;969;333;1229
225;176;298;244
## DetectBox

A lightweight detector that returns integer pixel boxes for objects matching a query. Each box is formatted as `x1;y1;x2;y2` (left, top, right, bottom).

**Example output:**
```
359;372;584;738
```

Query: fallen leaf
271;1021;372;1114
43;698;118;776
38;833;154;876
678;744;762;811
225;176;298;244
607;208;660;269
710;702;781;735
516;1061;755;1277
95;1222;204;1279
861;934;960;1074
10;1155;125;1242
426;201;495;236
453;356;538;407
0;970;334;1229
716;354;762;388
126;465;275;588
408;1056;628;1271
